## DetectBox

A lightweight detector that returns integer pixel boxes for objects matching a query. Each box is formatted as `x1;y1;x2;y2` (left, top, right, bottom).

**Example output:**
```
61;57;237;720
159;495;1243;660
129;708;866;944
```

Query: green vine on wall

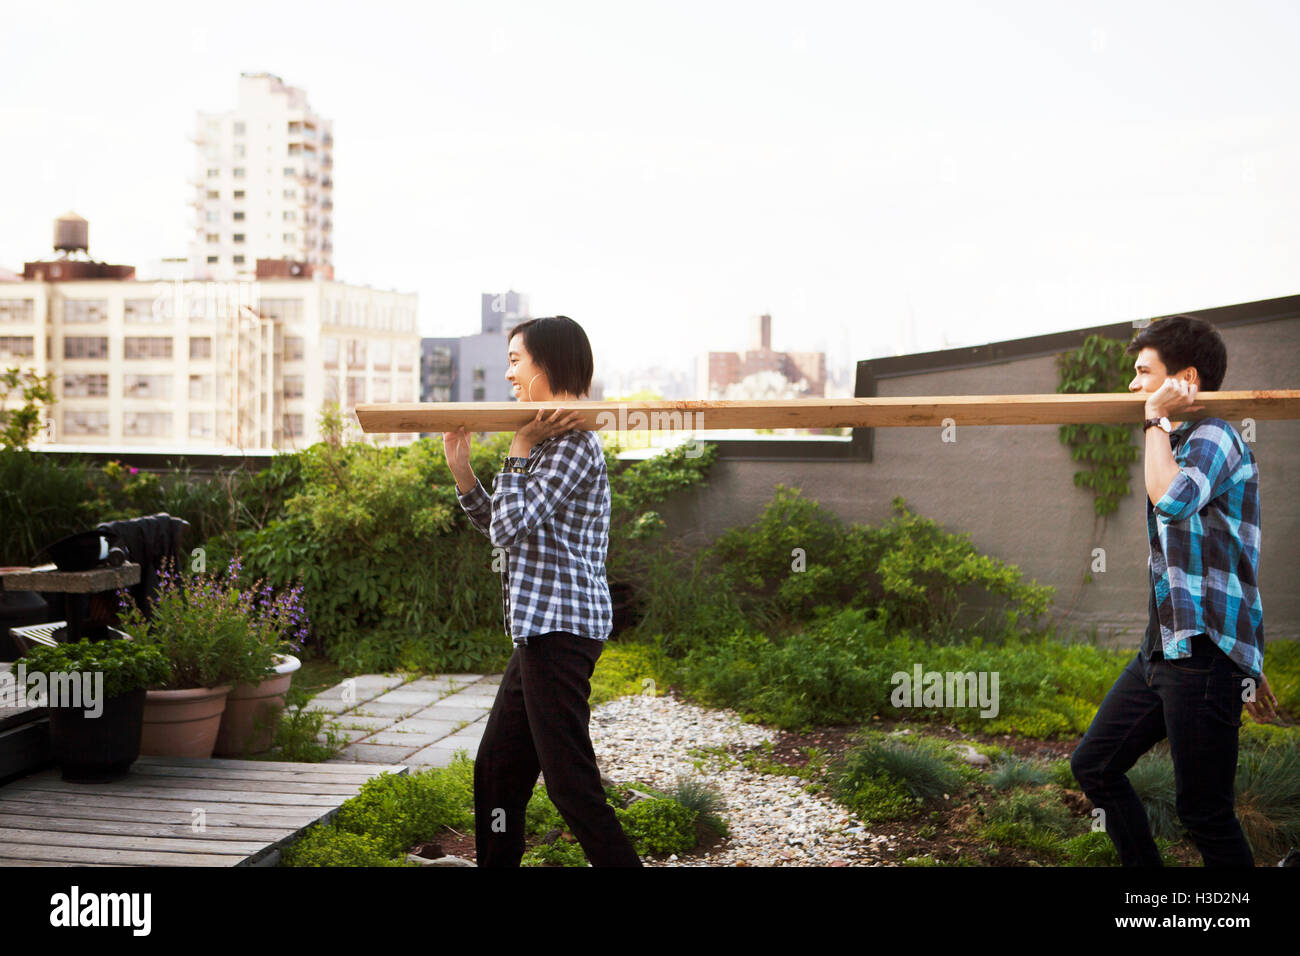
1056;334;1139;516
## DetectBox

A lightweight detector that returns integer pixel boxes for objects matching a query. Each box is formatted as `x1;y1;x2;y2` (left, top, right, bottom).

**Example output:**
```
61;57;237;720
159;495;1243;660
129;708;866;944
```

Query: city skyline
2;1;1297;380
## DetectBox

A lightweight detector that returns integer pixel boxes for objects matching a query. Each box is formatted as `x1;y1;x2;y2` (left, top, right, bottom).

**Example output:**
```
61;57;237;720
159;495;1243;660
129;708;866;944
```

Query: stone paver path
307;673;501;768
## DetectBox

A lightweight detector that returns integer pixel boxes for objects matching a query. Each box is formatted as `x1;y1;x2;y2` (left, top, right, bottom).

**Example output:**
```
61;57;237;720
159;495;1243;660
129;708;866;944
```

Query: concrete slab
416;705;492;722
336;742;421;763
388;717;462;737
351;701;426;719
371;690;443;708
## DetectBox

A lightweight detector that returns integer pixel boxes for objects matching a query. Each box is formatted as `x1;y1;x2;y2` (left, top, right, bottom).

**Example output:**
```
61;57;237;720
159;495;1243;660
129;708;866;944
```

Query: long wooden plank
0;813;293;841
133;755;403;775
128;763;383;786
8;772;368;796
356;390;1300;433
0;841;243;867
0;790;333;819
0;826;266;856
2;782;343;807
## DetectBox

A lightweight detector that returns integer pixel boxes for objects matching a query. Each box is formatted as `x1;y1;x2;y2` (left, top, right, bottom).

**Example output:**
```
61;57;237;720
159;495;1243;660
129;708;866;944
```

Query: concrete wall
653;313;1300;645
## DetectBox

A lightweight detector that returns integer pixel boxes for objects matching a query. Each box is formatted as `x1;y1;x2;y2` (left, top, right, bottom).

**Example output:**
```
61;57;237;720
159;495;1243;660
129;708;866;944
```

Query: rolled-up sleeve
1154;421;1240;523
488;441;593;549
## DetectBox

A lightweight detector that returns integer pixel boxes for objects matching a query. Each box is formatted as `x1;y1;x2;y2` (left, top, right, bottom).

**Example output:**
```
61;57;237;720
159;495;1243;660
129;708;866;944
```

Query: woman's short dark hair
1127;314;1227;391
507;315;594;398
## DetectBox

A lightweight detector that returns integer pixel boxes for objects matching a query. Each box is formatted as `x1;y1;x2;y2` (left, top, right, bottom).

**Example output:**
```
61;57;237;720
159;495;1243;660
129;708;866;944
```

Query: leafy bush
17;637;168;699
522;838;589;867
829;732;969;822
280;826;415;867
588;638;677;706
331;758;475;858
616;798;698;855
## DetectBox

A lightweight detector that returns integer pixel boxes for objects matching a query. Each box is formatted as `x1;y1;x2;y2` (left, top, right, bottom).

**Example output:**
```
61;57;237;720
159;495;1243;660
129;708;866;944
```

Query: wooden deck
0;755;406;866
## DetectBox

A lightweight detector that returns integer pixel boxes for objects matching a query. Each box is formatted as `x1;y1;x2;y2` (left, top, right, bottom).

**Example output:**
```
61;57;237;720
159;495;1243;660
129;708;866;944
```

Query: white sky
2;0;1297;382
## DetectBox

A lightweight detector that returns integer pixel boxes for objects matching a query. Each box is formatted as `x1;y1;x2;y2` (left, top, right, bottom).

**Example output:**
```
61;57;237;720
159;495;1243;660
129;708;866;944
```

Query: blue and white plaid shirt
456;429;613;647
1146;417;1264;678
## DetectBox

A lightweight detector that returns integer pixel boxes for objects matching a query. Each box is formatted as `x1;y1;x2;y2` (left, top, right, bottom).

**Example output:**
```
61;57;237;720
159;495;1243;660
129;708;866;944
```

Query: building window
0;299;35;323
283;189;296;199
189;411;214;438
233;143;245;158
64;300;108;323
63;410;109;436
345;338;366;368
322;336;339;368
259;299;304;323
207;168;220;178
123;411;172;437
206;190;219;200
283;374;304;399
232;167;246;179
206;233;220;243
124;374;172;400
473;386;485;401
396;376;414;402
283;232;297;243
205;210;219;223
233;211;245;221
233;121;245;136
282;413;304;437
124;336;173;360
283;167;296;177
206;255;219;264
190;336;212;359
63;373;109;397
283;336;305;361
372;340;391;369
124;298;170;323
346;376;365;406
283;210;296;221
323;376;339;403
189;374;213;400
232;233;245;244
473;366;485;383
288;143;301;156
372;375;391;403
233;255;245;265
233;189;245;199
63;336;108;359
396;343;415;371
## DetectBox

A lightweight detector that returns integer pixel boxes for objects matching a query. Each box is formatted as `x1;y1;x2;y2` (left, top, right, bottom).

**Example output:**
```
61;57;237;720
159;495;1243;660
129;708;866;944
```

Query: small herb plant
18;638;169;700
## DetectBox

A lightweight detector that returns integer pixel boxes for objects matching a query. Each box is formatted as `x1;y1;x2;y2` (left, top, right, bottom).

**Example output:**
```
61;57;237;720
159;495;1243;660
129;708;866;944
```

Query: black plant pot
47;688;146;783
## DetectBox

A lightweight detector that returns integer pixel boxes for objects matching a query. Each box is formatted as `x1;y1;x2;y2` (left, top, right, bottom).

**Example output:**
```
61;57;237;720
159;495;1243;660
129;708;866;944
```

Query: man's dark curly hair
1127;314;1227;391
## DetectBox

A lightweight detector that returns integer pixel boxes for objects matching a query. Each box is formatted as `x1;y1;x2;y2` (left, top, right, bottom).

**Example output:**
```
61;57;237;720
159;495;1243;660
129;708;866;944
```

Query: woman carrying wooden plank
442;315;642;867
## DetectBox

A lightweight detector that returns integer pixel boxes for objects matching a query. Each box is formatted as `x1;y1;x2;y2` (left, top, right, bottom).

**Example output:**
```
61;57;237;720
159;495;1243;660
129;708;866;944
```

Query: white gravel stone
588;694;892;867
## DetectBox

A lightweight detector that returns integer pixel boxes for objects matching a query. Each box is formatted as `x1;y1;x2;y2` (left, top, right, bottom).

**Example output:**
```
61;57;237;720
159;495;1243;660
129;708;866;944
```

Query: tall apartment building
4;219;417;452
189;73;334;281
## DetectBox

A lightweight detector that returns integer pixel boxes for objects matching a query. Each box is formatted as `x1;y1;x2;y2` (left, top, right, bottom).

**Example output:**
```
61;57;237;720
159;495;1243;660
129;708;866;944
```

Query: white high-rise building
189;73;334;281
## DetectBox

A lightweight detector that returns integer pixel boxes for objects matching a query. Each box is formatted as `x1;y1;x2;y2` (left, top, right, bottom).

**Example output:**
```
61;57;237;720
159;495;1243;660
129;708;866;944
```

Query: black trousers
1070;638;1254;867
473;630;642;867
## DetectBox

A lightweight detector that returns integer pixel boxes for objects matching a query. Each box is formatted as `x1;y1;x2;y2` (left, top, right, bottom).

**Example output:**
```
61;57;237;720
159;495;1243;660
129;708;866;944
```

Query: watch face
1160;417;1171;432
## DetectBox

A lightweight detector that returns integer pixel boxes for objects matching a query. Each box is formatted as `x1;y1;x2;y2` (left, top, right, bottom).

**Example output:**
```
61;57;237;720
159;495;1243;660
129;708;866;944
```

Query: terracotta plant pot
140;685;232;758
213;654;301;757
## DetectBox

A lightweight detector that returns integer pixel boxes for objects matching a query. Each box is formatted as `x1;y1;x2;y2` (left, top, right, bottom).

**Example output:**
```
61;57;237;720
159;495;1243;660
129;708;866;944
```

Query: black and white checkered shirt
456;429;613;647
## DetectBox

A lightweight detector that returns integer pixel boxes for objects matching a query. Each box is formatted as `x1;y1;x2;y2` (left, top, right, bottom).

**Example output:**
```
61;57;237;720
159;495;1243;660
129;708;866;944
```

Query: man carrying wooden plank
1071;315;1279;867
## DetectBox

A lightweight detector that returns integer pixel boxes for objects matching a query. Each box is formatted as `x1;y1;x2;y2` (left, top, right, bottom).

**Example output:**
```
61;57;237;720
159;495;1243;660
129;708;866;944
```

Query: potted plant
18;637;169;782
213;562;309;756
116;556;296;758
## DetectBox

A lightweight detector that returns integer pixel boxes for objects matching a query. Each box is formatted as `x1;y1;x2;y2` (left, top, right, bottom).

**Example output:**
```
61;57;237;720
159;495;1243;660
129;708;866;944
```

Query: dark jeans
1070;637;1254;867
473;630;642;867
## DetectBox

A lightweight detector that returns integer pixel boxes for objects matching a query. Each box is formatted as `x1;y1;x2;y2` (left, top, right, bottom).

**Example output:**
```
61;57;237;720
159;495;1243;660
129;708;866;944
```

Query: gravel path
589;694;897;867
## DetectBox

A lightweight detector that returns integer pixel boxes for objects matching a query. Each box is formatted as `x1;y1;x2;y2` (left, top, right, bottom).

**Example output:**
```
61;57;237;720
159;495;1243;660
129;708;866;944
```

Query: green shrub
669;776;729;838
829;733;967;822
988;756;1050;791
280;826;415;867
1234;737;1300;860
522;839;589;867
332;758;475;858
1061;830;1120;866
616;799;697;855
589;639;676;706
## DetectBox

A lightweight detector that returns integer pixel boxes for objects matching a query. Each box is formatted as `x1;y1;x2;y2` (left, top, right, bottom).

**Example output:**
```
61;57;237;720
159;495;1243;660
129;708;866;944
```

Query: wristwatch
502;456;530;474
1143;416;1172;433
